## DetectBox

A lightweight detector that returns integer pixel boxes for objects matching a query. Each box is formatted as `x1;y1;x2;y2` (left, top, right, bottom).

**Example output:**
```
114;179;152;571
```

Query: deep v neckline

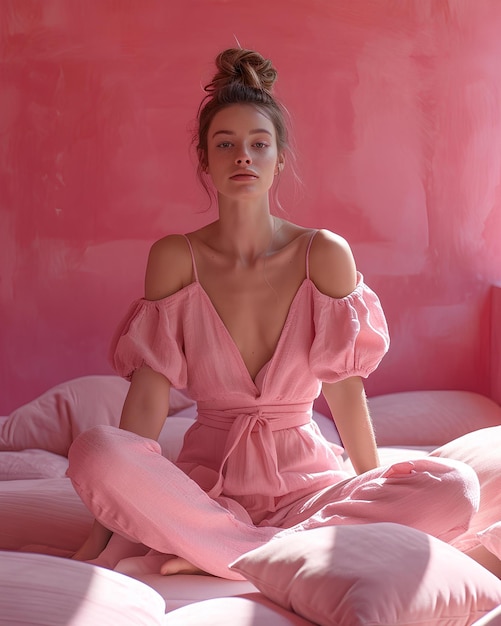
195;279;309;389
182;231;317;390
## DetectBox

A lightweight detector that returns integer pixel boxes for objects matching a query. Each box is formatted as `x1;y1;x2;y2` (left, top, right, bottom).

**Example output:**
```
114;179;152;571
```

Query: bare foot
160;557;209;576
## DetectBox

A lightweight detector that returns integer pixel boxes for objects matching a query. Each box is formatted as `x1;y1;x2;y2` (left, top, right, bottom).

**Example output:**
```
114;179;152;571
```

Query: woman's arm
73;236;190;561
322;377;380;474
72;367;172;561
309;230;380;474
118;234;193;437
119;365;171;439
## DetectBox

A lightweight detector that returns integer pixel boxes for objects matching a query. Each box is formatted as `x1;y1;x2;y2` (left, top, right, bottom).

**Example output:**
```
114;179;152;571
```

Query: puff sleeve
309;274;390;383
109;297;187;388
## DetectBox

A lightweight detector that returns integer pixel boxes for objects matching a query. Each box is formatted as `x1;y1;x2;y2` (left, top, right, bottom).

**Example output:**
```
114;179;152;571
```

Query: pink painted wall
2;1;501;414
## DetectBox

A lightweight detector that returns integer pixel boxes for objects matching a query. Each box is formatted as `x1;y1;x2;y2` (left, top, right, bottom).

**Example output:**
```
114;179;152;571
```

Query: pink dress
110;233;390;526
67;233;479;579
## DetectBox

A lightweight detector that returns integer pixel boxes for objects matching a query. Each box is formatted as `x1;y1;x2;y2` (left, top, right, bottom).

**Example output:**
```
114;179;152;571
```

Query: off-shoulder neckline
134;274;363;388
138;273;366;307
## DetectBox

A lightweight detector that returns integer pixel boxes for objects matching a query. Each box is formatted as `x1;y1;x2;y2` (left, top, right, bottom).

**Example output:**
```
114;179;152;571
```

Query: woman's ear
199;150;209;174
275;155;285;175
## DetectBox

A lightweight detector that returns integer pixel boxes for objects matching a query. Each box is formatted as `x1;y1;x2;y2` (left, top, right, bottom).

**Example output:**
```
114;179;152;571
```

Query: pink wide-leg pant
67;425;479;580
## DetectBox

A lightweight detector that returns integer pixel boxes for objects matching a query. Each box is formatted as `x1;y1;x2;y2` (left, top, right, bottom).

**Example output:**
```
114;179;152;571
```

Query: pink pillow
0;417;194;479
430;426;501;555
311;410;342;446
479;522;501;561
471;603;501;626
0;477;93;551
368;390;501;446
0;449;68;480
0;551;166;625
0;375;195;456
157;416;195;462
230;523;501;626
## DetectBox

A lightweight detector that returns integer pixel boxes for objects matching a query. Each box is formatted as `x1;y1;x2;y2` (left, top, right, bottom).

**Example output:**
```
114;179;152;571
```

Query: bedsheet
2;379;501;625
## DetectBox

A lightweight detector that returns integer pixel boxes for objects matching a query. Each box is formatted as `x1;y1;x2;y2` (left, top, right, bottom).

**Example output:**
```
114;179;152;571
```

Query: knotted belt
196;402;313;498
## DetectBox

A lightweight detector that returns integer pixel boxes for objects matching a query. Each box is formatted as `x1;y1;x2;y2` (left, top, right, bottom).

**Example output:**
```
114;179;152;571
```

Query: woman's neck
214;196;280;265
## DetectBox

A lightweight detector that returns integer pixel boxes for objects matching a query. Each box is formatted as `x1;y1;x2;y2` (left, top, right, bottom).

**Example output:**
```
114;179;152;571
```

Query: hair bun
205;48;278;95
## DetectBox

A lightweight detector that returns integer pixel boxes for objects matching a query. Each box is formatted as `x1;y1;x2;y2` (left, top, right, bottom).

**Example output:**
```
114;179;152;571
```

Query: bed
2;290;501;625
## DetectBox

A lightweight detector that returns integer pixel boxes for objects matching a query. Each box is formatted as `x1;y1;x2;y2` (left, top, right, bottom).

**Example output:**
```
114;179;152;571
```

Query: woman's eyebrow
211;128;273;138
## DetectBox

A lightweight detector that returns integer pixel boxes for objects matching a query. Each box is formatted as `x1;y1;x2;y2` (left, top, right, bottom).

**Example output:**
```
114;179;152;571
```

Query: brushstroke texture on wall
1;0;500;413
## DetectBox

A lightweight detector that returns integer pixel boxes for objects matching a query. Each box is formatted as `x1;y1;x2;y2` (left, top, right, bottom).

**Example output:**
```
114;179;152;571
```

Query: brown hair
195;49;290;190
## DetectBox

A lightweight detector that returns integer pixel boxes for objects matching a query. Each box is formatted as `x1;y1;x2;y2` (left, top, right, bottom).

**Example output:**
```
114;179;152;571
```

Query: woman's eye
217;142;233;149
254;142;269;149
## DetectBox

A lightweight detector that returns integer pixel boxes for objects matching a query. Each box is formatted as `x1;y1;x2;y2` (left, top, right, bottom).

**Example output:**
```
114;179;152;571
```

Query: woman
67;48;480;579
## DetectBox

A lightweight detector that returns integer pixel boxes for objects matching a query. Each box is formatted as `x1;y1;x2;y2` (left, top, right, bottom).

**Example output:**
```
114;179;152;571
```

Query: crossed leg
67;425;480;579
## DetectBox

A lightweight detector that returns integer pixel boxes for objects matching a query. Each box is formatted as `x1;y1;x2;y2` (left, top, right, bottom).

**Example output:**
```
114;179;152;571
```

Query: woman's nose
235;151;252;165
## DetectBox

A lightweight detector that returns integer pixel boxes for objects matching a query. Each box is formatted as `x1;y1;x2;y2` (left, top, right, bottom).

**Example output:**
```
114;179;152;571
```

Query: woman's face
205;104;283;201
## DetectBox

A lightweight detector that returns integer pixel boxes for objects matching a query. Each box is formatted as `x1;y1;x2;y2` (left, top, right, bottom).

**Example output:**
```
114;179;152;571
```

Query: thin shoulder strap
305;230;319;280
182;234;199;283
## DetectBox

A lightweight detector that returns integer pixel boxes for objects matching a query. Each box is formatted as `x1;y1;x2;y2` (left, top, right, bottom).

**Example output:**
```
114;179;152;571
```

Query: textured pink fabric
67;240;480;579
68;426;278;580
109;246;390;521
68;425;478;579
110;272;389;393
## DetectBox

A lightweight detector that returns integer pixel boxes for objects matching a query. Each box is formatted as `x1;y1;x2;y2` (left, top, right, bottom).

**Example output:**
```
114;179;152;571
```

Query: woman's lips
230;174;258;181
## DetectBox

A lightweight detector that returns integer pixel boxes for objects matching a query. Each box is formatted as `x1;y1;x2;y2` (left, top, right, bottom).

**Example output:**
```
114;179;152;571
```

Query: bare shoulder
144;234;193;300
308;229;358;298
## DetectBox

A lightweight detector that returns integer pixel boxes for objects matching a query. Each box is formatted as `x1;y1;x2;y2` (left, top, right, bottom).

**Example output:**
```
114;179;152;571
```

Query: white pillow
230;523;501;626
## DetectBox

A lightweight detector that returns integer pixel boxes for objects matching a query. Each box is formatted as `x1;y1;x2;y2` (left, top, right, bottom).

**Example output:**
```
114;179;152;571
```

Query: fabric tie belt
196;402;313;498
